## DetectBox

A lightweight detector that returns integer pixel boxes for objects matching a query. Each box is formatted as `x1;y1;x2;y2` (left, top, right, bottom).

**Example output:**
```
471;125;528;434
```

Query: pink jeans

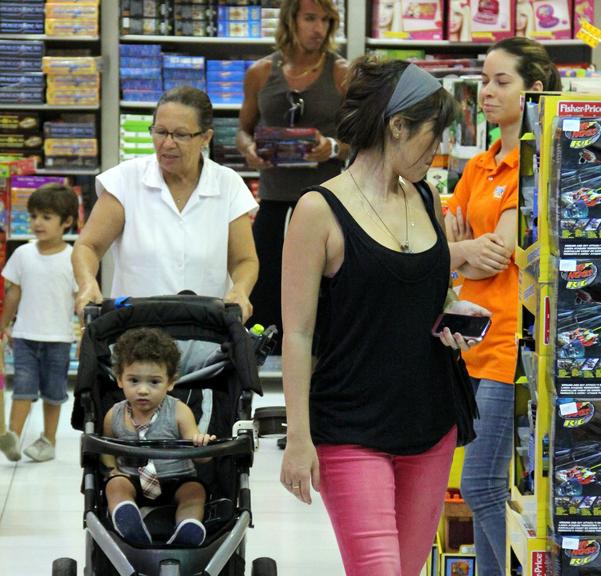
316;426;457;576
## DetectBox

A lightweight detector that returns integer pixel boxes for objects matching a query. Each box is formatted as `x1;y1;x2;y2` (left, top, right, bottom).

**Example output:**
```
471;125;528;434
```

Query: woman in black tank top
280;58;491;576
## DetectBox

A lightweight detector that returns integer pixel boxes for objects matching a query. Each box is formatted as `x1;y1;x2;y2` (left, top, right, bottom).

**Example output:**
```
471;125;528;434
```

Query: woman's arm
224;213;259;323
280;191;333;504
72;190;125;315
457;209;517;279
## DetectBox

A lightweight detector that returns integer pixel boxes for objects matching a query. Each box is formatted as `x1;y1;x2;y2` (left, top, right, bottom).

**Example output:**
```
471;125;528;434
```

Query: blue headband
384;63;442;118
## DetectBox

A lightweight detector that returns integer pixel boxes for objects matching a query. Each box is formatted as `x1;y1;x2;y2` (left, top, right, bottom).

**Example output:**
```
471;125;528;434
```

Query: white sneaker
0;430;21;461
23;434;55;462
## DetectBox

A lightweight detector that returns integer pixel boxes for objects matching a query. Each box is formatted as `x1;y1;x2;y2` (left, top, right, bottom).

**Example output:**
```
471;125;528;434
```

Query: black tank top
257;51;344;203
309;183;456;455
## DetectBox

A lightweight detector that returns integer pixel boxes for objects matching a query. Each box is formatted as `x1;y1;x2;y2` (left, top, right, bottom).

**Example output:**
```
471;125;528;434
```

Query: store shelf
120;100;241;111
506;505;548;576
7;234;78;241
35;168;100;176
121;35;346;46
0;104;99;111
366;38;589;47
0;34;99;41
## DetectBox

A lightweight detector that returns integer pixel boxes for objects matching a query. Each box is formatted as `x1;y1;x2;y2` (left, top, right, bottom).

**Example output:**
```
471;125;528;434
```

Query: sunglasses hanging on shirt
285;90;304;128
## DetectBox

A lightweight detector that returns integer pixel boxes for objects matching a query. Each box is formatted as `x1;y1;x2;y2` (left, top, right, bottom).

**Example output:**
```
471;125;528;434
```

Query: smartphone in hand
432;313;491;341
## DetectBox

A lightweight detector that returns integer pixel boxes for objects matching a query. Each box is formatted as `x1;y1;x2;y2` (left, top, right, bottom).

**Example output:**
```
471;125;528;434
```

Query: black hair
153;86;213;132
112;327;180;380
27;183;79;225
337;56;459;155
487;37;562;91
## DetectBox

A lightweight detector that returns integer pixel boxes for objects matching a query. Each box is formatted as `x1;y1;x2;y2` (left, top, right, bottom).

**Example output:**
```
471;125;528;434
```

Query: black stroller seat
60;295;278;576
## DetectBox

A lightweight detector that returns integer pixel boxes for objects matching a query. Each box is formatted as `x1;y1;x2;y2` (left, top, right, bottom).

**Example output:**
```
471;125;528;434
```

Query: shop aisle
0;384;344;575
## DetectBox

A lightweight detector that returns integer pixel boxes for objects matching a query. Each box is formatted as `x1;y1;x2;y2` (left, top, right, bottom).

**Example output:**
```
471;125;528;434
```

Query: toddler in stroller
60;295;278;576
103;326;215;548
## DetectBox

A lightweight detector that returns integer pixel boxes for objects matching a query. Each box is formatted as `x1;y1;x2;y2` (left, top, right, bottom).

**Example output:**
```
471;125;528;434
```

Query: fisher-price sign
531;550;546;575
558;101;601;117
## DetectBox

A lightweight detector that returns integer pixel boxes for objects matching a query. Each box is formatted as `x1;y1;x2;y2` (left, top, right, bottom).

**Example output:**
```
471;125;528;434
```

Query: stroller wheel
251;557;277;576
52;557;77;576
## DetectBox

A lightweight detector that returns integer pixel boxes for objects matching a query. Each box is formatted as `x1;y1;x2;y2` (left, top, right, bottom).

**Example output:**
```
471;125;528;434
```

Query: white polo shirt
96;155;258;298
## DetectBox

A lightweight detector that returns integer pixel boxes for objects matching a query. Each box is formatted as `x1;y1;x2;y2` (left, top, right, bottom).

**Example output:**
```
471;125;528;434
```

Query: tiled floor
0;380;345;575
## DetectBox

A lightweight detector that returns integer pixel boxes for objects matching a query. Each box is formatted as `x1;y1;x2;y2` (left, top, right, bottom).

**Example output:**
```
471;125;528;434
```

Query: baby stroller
55;295;279;576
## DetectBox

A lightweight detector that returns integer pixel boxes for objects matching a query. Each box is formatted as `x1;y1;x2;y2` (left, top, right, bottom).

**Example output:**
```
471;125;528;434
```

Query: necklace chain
347;169;411;252
281;52;325;80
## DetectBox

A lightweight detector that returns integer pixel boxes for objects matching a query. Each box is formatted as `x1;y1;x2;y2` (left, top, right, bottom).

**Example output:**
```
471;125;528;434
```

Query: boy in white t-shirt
0;183;79;462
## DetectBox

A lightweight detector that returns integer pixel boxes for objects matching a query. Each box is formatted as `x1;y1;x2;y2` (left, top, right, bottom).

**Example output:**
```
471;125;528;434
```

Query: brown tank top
256;51;344;202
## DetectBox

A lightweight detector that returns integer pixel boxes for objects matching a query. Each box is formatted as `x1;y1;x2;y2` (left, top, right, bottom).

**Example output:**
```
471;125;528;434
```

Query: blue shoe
167;519;206;547
112;501;152;545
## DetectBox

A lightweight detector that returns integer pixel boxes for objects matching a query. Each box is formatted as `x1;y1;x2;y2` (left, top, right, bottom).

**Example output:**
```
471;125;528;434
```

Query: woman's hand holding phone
435;300;492;351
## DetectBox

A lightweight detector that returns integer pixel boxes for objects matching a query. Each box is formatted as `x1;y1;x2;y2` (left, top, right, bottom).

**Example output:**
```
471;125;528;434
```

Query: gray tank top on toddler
256;51;344;203
112;394;196;479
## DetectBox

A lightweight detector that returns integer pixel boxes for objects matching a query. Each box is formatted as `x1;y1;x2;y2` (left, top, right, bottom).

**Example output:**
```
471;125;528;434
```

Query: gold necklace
348;169;412;253
281;52;326;80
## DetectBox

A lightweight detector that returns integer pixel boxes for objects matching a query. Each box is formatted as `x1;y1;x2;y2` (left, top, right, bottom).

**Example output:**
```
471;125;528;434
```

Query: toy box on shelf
516;0;573;41
447;0;514;42
371;0;443;40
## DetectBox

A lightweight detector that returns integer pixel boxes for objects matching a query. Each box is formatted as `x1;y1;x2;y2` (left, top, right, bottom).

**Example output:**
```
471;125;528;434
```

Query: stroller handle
81;434;253;460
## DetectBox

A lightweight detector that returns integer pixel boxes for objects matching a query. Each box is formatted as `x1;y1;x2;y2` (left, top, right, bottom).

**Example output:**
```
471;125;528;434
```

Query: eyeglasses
285;90;304;128
149;126;204;143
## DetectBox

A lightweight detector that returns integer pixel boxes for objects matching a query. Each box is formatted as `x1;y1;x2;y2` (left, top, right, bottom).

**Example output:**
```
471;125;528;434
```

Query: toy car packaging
555;259;601;395
553;399;601;532
552;117;601;257
551;534;601;574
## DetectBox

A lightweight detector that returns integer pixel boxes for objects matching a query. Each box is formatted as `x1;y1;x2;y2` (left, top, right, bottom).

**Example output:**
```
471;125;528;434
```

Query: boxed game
0;3;44;20
372;0;443;40
0;112;40;133
217;20;261;37
44;3;99;20
218;6;261;20
574;0;595;38
206;60;246;73
42;56;101;75
174;19;217;36
0;40;43;58
526;0;573;40
554;258;601;395
551;118;601;257
448;0;514;42
0;20;44;34
119;43;162;58
551;534;601;574
254;126;319;168
45;18;98;36
553;399;601;532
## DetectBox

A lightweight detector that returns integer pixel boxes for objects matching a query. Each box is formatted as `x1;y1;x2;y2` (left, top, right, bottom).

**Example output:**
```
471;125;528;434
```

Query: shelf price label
576;20;601;48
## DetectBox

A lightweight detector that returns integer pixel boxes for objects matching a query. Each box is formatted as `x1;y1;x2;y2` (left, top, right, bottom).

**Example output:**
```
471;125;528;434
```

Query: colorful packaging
372;0;443;40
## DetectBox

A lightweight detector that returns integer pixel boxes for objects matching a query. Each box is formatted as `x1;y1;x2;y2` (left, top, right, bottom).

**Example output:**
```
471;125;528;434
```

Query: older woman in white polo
72;87;258;321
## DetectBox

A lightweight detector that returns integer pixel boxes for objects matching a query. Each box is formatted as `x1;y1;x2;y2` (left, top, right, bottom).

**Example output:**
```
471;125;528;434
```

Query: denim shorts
12;338;71;404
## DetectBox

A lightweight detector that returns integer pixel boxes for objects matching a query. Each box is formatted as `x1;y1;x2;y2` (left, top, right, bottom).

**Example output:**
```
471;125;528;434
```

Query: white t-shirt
96;155;258;298
2;242;76;342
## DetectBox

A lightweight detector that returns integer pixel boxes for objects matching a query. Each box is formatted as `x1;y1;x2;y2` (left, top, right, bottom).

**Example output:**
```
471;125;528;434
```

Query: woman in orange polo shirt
445;37;561;576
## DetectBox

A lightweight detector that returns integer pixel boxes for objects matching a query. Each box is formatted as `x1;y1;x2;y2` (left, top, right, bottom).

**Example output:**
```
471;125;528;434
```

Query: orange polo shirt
446;139;519;384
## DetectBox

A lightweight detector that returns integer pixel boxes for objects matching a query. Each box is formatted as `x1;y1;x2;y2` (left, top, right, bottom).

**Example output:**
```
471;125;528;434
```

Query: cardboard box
448;0;514;42
551;534;601;573
553;400;601;532
552;117;601;257
372;0;443;40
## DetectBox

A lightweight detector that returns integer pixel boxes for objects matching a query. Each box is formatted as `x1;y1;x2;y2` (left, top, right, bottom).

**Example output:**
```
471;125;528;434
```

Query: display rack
511;92;601;575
